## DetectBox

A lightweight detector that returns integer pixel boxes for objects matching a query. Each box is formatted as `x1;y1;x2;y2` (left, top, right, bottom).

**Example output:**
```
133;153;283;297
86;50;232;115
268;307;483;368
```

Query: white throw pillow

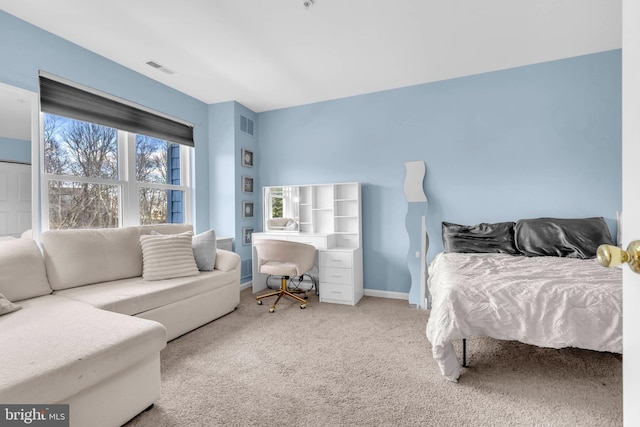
0;292;21;316
140;232;199;281
215;249;240;272
192;229;217;271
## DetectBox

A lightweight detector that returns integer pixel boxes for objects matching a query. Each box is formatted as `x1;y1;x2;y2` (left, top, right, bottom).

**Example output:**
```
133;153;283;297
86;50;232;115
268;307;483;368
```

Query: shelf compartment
313;185;334;210
335;216;358;233
335;201;358;217
313;209;334;234
335;183;359;200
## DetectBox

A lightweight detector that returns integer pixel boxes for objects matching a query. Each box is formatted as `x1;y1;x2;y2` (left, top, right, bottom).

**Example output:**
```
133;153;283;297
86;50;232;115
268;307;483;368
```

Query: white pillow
0;292;21;316
192;229;217;271
215;249;241;272
140;232;199;281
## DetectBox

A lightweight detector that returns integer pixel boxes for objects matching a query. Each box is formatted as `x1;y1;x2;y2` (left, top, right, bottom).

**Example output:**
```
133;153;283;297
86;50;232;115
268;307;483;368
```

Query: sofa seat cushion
0;295;166;404
53;270;238;316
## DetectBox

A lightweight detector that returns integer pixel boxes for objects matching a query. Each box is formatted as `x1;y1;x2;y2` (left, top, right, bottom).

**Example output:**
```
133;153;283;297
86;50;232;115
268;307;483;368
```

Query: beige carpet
126;288;622;427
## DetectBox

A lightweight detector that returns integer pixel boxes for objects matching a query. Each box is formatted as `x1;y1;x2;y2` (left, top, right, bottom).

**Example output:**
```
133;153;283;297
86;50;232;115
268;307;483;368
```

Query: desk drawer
320;282;352;302
288;235;327;249
321;267;352;285
320;251;353;268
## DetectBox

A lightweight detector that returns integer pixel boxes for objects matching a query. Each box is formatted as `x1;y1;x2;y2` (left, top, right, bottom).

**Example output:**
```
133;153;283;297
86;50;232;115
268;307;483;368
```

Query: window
269;187;284;219
42;114;192;230
136;134;186;225
38;73;195;231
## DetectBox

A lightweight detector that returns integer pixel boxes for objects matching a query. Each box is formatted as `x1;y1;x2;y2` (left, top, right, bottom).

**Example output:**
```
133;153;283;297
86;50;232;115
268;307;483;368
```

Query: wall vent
240;115;254;136
145;60;175;75
241;258;253;279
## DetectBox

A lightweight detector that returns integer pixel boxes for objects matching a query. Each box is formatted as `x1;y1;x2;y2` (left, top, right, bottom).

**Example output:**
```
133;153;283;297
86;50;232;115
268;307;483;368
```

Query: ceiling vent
240;115;254;136
146;60;175;75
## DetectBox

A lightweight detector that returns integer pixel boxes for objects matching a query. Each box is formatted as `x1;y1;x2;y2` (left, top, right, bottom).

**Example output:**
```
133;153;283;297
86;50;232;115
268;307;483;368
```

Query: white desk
252;232;363;305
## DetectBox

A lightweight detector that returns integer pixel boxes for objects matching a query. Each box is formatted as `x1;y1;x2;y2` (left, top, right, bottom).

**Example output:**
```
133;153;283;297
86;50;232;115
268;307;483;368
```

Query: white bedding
425;252;622;382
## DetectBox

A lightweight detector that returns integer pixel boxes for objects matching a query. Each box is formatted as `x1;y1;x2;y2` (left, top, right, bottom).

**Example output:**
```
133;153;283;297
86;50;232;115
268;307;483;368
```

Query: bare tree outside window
43;115;186;230
136;135;181;225
48;181;119;229
136;135;168;184
45;115;119;229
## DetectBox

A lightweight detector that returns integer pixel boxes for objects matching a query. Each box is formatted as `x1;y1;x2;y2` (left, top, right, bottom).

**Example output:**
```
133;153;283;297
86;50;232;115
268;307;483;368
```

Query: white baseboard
363;289;409;300
240;281;252;291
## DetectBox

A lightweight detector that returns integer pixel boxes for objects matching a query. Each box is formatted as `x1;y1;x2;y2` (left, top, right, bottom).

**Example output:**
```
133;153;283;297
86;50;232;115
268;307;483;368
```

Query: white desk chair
254;239;316;313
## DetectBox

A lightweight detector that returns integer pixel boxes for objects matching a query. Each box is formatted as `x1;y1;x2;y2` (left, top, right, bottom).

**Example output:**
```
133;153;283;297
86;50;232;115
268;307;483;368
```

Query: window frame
39;113;193;232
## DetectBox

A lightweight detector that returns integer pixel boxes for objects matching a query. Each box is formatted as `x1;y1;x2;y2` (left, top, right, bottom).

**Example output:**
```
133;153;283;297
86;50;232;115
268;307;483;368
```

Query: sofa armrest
215;249;241;272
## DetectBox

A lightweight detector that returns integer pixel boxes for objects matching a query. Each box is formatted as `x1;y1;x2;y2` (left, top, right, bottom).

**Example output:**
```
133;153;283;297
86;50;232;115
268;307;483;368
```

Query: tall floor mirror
0;82;38;238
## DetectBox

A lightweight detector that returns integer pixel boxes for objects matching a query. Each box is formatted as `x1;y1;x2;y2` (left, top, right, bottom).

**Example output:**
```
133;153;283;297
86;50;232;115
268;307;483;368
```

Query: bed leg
462;338;467;367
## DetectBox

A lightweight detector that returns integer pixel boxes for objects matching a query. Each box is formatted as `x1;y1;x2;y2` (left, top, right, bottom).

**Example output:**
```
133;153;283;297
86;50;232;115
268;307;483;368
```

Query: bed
425;217;622;382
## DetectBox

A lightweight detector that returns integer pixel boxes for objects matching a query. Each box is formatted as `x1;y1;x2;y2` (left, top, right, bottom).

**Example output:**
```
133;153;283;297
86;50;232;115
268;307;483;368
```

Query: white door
623;0;639;424
0;161;31;237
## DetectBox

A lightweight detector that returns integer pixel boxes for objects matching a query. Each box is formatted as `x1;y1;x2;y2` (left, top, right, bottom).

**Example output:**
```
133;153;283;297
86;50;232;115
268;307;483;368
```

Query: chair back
254;240;316;276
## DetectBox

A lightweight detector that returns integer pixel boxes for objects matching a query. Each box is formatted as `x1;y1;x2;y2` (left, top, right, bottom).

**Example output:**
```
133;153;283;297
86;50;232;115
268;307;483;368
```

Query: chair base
256;276;307;312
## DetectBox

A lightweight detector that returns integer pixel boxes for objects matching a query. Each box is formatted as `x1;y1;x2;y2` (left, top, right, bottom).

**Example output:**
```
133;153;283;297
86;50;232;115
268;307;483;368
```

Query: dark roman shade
39;74;194;147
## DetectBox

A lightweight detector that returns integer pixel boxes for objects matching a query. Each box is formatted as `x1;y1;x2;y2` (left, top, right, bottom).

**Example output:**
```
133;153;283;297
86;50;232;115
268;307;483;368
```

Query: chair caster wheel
257;300;262;305
269;306;275;313
300;304;306;309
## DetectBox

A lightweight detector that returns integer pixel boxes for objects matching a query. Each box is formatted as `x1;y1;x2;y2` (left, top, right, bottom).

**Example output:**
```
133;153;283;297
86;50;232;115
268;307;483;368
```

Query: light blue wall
234;103;258;281
209;101;236;238
258;50;622;294
208;101;258;282
0;137;30;163
0;9;622;296
0;11;211;232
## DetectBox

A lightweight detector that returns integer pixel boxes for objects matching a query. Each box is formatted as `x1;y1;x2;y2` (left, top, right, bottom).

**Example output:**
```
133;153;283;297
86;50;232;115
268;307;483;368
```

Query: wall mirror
263;186;299;231
0;82;38;238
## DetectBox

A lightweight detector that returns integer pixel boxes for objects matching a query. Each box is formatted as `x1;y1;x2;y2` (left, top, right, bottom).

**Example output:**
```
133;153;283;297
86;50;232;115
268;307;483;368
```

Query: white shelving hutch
252;182;363;305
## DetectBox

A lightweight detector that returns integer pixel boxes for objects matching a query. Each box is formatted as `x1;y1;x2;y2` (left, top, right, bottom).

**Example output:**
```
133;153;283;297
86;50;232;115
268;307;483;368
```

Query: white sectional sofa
0;224;240;427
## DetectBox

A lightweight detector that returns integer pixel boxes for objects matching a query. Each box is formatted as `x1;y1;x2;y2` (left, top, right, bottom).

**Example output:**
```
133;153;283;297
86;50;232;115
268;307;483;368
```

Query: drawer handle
330;259;342;262
331;275;342;278
331;291;342;294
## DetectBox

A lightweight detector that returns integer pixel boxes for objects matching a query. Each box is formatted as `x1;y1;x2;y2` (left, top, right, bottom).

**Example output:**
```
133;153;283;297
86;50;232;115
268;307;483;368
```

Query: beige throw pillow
0;292;21;316
140;232;199;281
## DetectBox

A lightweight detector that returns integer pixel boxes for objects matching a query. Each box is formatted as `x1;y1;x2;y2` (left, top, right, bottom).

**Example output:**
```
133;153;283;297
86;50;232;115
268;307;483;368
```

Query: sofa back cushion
41;227;143;290
41;224;195;290
0;238;52;301
137;223;193;236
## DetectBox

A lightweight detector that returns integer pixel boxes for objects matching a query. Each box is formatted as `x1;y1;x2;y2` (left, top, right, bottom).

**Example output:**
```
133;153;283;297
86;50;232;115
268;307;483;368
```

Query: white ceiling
0;0;622;112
